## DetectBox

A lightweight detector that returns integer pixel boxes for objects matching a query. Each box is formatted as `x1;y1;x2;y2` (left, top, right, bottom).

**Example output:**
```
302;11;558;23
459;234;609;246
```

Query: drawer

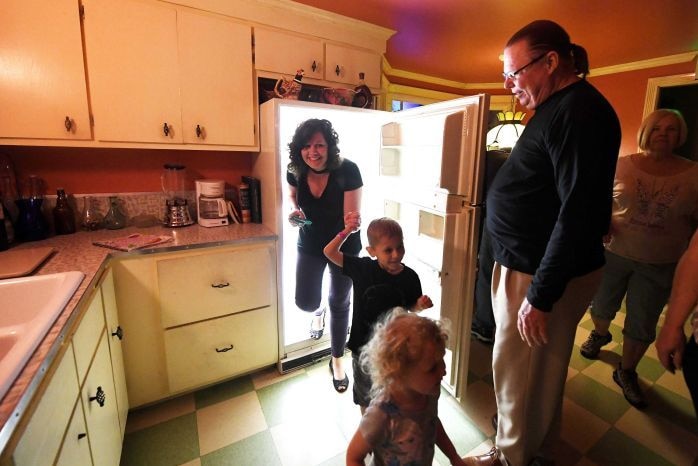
14;343;79;466
158;246;273;328
164;306;277;392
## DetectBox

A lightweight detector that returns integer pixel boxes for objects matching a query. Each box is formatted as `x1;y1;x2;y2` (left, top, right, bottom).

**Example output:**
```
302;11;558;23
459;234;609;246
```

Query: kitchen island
0;222;275;454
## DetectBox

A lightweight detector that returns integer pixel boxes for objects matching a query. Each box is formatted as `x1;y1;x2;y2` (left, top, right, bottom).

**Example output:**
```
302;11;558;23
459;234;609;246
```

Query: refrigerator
251;94;489;400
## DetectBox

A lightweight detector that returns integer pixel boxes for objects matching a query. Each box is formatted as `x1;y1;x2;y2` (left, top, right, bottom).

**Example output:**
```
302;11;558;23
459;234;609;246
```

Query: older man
464;20;621;466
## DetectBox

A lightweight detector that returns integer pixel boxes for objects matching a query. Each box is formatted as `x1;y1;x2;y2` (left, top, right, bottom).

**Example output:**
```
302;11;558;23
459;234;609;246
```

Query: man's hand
517;298;549;346
414;295;433;312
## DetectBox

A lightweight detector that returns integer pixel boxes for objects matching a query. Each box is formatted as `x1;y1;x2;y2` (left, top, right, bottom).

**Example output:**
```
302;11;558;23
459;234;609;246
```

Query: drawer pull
211;282;230;288
215;344;234;353
77;433;87;440
163;122;170;136
311;60;317;72
89;386;106;407
112;326;124;340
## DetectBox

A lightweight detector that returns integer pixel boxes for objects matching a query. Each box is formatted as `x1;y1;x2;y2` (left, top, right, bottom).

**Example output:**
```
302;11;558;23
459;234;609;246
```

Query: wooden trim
383;52;698;92
642;73;697;120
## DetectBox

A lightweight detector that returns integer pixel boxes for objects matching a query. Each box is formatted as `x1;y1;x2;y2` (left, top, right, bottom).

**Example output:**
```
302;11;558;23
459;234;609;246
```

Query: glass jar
81;196;103;231
53;188;76;235
103;196;126;230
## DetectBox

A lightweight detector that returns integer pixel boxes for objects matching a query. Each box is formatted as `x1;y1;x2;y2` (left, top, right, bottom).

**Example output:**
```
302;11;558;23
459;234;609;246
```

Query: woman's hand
656;325;686;373
344;211;361;233
288;209;305;227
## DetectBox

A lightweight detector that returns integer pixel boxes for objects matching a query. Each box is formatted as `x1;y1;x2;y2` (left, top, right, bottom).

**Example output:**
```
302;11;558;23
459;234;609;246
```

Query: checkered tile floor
120;310;698;466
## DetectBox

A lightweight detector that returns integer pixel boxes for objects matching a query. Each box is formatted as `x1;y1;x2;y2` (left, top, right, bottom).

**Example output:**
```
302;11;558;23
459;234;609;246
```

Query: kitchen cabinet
0;0;91;140
8;269;124;466
254;28;324;80
114;241;278;407
99;269;129;437
55;398;91;466
12;343;79;465
325;43;381;89
83;0;256;148
254;28;381;89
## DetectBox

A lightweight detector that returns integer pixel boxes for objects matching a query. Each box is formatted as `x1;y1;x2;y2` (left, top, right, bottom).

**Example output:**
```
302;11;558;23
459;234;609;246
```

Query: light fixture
486;97;526;151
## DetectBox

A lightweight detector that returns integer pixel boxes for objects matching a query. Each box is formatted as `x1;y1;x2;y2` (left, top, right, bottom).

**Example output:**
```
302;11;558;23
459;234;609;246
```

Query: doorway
643;73;698;160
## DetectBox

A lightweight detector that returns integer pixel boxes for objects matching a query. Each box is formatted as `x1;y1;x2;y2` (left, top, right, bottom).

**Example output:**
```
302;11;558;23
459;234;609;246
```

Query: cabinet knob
77;433;87;440
64;116;73;132
211;282;230;288
311;60;318;72
163;122;170;136
89;386;106;407
112;326;124;340
335;65;341;76
196;124;203;139
215;344;234;353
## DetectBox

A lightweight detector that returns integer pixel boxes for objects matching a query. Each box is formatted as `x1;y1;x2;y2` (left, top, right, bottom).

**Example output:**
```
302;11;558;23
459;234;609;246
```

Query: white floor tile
654;370;692;400
196;391;267;455
271;417;347;466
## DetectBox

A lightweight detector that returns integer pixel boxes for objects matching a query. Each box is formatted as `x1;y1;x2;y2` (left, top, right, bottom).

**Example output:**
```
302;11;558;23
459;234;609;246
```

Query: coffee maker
195;179;228;227
161;164;194;227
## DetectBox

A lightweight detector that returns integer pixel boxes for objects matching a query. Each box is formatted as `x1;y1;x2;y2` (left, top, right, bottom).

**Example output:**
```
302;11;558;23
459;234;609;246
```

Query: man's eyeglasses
502;53;548;80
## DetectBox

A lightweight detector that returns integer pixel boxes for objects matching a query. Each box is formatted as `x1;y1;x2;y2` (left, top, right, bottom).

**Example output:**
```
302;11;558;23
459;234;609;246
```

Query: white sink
0;271;84;401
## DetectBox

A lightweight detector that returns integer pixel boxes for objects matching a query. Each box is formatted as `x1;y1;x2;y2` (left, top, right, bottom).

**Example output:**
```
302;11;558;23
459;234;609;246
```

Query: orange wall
588;61;696;157
1;146;253;196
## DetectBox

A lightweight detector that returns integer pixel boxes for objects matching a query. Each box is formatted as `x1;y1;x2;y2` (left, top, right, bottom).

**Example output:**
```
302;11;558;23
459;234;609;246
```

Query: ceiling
292;0;698;91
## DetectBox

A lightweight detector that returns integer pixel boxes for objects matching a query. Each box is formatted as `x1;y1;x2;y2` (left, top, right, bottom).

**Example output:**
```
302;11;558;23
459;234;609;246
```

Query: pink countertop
0;223;275;450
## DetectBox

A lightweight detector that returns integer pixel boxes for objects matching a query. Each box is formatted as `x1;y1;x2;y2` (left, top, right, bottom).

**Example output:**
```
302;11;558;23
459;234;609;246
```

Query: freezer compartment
379;95;488;205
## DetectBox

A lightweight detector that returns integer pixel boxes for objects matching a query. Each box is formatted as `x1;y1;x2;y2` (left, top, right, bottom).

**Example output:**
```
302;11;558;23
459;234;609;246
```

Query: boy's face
367;234;405;275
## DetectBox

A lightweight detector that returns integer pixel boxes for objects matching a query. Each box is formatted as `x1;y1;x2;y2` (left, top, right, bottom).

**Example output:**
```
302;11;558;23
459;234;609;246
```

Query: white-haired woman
580;109;698;409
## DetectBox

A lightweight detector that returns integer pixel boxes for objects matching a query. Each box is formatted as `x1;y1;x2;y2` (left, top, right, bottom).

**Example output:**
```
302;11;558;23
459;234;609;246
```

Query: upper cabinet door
325;43;381;88
0;0;90;140
178;12;255;146
254;28;324;80
83;0;182;143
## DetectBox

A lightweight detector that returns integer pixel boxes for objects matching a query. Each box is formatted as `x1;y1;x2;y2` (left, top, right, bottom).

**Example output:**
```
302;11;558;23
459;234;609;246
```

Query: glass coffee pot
161;163;193;227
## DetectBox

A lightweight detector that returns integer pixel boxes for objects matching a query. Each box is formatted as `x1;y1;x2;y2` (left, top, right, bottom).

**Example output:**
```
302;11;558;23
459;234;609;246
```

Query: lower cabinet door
81;332;122;466
164;306;278;392
55;398;92;466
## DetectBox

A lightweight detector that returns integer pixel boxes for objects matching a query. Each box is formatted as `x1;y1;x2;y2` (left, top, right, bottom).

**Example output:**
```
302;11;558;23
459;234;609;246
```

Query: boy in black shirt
324;216;432;408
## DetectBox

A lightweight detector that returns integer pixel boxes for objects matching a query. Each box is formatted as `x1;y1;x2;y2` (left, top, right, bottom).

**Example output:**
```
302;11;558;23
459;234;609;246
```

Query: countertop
0;222;276;451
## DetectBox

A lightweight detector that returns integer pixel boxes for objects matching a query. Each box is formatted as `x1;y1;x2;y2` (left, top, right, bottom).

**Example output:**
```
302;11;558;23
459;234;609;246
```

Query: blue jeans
295;251;352;357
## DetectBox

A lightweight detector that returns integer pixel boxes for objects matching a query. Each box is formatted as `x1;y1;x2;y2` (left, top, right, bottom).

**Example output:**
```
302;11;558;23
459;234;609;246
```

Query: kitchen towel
93;233;173;252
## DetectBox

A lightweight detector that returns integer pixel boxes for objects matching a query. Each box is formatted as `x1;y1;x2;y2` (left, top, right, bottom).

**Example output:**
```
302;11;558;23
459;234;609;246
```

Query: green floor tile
636;353;666;382
569;345;596;371
647;384;697;432
121;412;199;466
587;428;674;466
194;375;255;409
200;430;282;466
256;372;312;427
565;373;629;424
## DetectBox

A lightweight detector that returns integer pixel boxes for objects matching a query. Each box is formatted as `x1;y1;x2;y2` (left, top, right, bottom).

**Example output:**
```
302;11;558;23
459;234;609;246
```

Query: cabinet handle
163;122;170;136
196;124;203;138
311;60;317;72
89;386;106;407
211;282;230;288
77;433;87;440
64;116;73;132
335;65;341;76
112;326;124;340
215;344;234;353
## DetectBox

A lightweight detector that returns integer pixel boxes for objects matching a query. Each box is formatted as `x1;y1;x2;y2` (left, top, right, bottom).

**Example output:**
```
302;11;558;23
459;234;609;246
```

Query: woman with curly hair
346;309;466;465
287;118;363;393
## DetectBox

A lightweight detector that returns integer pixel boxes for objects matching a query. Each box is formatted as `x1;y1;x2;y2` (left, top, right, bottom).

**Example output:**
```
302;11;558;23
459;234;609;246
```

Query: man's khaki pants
491;263;602;466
